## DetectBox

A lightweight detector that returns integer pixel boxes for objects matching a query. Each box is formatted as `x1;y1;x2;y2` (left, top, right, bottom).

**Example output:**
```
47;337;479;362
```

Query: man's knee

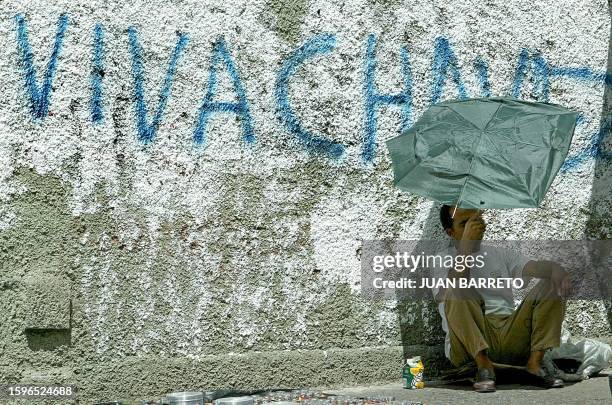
531;279;562;300
534;278;554;291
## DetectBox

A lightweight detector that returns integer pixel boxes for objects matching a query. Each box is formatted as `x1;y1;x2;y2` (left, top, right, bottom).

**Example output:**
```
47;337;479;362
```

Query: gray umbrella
386;97;578;209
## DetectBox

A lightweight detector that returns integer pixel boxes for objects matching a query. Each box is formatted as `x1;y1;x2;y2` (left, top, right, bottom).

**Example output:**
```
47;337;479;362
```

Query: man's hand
462;211;486;241
550;267;572;299
457;211;485;256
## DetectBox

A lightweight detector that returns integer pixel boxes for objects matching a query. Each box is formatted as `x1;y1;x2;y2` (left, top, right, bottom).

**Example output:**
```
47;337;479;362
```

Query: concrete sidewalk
323;371;611;405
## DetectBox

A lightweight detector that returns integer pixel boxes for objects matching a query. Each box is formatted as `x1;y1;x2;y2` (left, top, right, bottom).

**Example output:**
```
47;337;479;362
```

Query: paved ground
323;370;612;405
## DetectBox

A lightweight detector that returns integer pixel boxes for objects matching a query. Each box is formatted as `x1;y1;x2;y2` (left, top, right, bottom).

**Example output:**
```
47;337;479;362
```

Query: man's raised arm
523;260;572;298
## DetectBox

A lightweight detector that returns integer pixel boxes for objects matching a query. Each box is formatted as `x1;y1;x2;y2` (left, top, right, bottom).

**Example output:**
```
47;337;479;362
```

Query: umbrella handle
452;179;485;218
452;146;477;218
451;182;467;219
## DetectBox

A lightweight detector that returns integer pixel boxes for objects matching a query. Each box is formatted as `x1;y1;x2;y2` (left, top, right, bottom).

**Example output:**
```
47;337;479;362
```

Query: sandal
526;367;564;388
473;368;496;393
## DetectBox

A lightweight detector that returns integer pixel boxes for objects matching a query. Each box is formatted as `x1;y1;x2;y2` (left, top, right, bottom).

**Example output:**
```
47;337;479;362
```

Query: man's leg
498;279;565;387
444;287;498;392
526;279;565;370
444;287;495;368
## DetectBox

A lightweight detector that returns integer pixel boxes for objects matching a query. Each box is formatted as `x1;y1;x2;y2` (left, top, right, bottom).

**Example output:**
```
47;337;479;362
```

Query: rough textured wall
0;0;609;402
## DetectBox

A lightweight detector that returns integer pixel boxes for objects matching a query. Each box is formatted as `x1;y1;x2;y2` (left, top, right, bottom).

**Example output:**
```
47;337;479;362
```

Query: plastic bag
543;337;612;381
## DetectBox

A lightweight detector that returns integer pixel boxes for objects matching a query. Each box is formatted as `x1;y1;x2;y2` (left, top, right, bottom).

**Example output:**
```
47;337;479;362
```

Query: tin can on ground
402;356;424;389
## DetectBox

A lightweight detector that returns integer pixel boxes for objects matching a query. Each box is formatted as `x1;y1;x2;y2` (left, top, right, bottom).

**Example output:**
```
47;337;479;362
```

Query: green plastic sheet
386;97;578;209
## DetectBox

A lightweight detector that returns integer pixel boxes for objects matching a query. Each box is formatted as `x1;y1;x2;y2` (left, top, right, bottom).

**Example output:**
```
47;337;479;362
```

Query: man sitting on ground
431;205;572;392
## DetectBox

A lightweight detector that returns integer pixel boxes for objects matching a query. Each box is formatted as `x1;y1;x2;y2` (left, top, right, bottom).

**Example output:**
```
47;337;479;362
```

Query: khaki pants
444;279;566;367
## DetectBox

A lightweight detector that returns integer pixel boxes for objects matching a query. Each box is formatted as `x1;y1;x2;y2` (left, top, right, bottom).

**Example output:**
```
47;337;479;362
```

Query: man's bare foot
526;350;545;374
525;349;564;388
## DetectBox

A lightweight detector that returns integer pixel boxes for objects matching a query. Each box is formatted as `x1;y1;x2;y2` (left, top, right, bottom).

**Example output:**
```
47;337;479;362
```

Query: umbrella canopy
386;97;578;209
